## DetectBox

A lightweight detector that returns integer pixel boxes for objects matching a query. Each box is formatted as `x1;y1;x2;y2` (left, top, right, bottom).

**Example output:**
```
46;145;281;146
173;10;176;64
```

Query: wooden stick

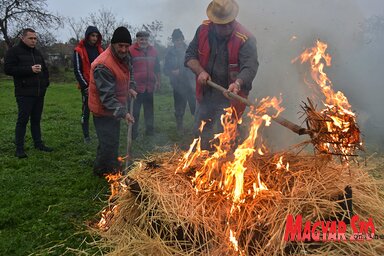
206;80;312;136
125;98;134;170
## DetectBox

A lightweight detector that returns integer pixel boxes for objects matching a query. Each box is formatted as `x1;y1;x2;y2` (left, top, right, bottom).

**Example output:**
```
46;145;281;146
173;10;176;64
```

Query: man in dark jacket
4;28;52;158
73;26;103;143
164;29;196;134
185;0;259;150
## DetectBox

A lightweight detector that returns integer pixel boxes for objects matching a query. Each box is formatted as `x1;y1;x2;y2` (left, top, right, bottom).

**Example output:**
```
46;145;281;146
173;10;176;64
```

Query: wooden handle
206;80;311;136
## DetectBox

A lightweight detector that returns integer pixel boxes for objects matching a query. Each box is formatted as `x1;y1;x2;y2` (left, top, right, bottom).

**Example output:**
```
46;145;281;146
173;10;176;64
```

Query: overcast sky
46;0;383;43
46;0;384;149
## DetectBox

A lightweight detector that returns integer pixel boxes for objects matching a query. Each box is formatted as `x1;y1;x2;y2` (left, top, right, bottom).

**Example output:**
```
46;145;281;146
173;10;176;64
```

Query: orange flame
294;40;362;159
97;172;128;230
178;97;284;203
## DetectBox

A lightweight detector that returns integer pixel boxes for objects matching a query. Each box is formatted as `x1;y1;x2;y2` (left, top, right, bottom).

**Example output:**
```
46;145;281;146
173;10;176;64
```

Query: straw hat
206;0;239;24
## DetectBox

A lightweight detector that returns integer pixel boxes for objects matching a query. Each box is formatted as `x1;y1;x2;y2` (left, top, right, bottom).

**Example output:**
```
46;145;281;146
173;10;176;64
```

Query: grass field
0;75;194;255
0;74;382;255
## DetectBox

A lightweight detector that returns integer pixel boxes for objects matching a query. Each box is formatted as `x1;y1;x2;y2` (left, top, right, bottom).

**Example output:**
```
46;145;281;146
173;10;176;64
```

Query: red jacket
88;46;130;117
74;39;103;88
129;43;158;93
197;20;252;115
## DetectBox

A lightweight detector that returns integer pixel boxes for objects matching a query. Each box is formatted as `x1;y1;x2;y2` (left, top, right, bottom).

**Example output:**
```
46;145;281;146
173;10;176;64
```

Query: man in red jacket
73;26;103;143
129;31;161;139
185;0;259;150
88;27;136;177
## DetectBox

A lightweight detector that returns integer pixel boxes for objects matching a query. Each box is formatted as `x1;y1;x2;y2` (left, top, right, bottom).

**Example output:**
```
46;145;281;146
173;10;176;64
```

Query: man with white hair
185;0;259;150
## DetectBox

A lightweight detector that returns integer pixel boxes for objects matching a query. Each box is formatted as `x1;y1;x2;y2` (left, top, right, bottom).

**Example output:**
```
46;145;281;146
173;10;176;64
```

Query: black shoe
15;149;28;158
35;144;53;152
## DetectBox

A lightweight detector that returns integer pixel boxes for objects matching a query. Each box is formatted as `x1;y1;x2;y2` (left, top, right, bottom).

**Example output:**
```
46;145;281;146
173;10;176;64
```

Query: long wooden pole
125;98;134;170
206;80;311;136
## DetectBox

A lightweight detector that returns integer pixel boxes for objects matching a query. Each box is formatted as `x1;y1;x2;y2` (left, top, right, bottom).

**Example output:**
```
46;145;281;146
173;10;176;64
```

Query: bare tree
86;8;132;47
67;17;87;43
0;0;62;48
141;20;163;45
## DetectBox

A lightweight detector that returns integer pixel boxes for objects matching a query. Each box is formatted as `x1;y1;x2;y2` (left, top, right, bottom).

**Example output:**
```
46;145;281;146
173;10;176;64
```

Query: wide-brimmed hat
206;0;239;24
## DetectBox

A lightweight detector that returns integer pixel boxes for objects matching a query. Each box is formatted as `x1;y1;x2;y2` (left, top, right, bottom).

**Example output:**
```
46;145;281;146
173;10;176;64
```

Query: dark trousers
132;91;154;138
193;101;229;150
15;96;45;149
93;116;121;174
81;89;90;138
173;87;196;125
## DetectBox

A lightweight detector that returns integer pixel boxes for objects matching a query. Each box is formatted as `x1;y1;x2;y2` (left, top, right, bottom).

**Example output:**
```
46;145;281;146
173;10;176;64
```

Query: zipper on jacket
31;50;41;96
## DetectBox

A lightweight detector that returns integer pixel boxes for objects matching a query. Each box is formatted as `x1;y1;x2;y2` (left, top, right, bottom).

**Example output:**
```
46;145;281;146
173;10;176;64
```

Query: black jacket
4;40;50;97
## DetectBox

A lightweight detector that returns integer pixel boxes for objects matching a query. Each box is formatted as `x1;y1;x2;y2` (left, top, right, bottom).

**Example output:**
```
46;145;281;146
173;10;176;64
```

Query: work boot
35;144;53;152
15;148;27;159
84;137;91;144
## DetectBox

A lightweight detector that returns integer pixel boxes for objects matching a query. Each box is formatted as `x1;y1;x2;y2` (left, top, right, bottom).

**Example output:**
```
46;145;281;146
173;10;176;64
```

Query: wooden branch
206;80;311;136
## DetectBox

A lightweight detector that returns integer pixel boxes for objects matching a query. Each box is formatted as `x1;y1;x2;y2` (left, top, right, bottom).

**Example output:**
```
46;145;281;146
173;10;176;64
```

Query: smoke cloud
167;0;383;151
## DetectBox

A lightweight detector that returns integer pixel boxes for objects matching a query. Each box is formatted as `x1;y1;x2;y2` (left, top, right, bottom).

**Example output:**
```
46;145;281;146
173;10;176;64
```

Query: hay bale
93;151;384;256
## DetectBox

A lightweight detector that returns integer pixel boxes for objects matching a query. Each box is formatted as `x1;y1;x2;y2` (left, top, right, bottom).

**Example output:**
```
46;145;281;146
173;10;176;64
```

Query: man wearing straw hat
185;0;259;150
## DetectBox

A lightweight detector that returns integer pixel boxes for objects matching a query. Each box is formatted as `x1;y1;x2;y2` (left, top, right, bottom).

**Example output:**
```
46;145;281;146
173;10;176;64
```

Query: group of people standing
4;0;259;178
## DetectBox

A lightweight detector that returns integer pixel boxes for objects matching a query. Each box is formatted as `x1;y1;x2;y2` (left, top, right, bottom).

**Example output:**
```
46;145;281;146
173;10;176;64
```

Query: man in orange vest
73;26;103;143
185;0;259;150
88;26;136;177
129;31;161;139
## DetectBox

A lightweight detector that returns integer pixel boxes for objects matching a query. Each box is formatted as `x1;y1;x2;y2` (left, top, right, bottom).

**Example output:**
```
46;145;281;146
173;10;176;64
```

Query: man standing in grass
4;28;53;158
185;0;259;150
129;31;161;139
73;26;103;143
164;29;196;134
88;27;136;177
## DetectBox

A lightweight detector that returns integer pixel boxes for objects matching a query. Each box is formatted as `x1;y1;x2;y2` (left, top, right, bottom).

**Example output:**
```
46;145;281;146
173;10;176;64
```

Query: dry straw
90;149;384;256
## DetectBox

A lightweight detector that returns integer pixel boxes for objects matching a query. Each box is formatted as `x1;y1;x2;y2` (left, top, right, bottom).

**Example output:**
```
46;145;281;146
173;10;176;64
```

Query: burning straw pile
90;41;383;255
92;150;384;256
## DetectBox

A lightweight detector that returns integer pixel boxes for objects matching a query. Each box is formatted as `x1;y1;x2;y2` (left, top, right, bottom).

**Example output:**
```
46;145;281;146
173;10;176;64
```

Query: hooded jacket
4;40;50;97
73;26;103;90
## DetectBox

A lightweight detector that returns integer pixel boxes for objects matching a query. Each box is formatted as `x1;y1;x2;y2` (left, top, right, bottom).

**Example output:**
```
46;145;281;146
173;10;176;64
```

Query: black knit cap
171;28;184;41
136;31;150;38
111;26;132;44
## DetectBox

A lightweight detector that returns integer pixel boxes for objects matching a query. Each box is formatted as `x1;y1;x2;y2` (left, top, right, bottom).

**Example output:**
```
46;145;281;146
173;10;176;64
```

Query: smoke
157;0;384;151
236;0;383;151
49;0;383;151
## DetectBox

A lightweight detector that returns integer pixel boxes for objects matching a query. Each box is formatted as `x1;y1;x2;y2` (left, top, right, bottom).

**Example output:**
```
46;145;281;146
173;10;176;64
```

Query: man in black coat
4;28;53;158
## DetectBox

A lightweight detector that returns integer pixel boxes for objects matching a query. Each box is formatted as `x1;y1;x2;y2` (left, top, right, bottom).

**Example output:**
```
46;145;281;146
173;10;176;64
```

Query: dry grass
90;148;384;256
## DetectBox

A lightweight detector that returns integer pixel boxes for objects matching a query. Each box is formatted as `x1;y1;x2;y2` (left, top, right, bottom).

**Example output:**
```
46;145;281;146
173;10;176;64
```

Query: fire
177;97;284;203
97;172;128;230
294;40;362;160
229;229;239;252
